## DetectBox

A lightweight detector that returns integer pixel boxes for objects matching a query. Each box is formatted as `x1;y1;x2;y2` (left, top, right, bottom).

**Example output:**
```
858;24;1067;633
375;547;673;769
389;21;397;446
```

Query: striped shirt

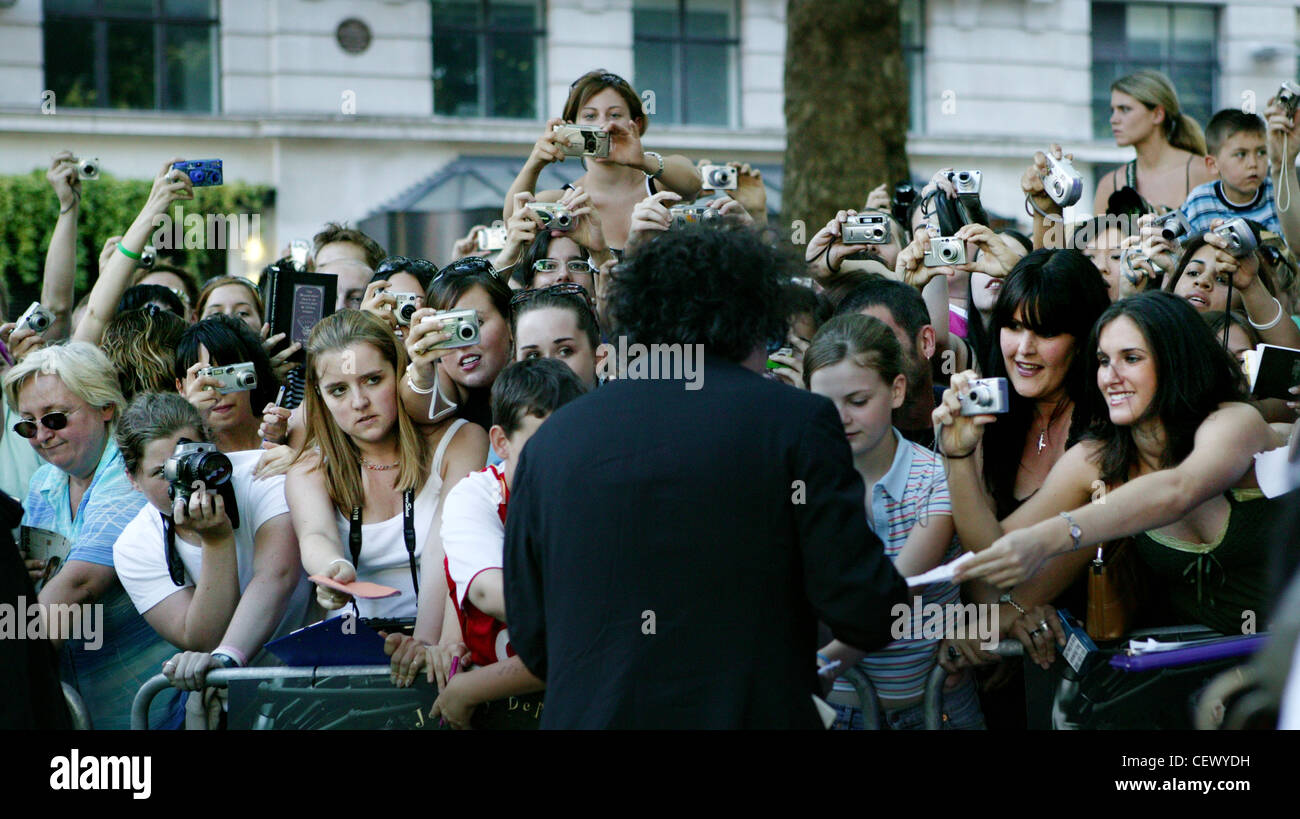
1180;176;1283;241
831;428;961;703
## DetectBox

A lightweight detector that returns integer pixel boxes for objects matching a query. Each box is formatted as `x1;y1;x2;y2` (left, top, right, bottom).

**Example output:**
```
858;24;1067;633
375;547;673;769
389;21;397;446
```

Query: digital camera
199;362;257;394
553;124;611;158
527;202;574;231
1151;210;1191;244
421;309;480;349
924;236;967;267
139;244;157;269
700;164;737;190
1212;218;1258;259
949;170;982;197
173;158;223;187
16;302;55;334
76;157;100;181
669;205;721;228
891;181;917;229
391;292;421;325
842;213;892;245
1279;81;1300;120
475;225;508;252
165;440;233;506
1042;153;1083;207
959;377;1010;416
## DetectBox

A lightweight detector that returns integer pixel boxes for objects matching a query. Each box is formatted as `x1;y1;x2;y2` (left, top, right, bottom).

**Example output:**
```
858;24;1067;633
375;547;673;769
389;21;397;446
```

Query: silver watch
643;151;664;180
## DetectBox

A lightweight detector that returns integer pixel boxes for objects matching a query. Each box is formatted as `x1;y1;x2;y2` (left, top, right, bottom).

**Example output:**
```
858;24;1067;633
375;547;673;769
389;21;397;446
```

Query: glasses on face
377;255;438;278
432;256;500;284
13;407;80;439
532;259;596;277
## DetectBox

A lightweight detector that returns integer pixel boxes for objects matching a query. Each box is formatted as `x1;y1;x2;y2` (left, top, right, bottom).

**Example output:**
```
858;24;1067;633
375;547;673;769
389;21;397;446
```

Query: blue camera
173;159;223;187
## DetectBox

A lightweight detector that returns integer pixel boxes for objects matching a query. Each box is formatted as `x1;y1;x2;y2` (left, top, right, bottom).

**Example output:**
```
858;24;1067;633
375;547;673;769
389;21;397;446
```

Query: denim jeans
830;675;985;730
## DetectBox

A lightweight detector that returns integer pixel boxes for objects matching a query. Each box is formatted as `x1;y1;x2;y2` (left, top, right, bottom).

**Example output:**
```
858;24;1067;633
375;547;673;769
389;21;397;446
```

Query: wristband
327;557;354;571
213;645;246;667
406;369;436;395
816;652;831;665
117;242;142;260
1248;296;1285;331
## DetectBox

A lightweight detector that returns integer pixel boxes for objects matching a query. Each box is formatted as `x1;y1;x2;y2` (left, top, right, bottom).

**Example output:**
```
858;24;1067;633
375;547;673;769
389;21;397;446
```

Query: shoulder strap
1185;155;1193;199
433;418;470;477
1126;160;1138;190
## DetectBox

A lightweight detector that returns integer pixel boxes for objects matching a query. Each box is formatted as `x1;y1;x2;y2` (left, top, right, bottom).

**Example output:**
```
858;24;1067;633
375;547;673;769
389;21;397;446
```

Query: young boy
1181;109;1282;235
430;357;587;729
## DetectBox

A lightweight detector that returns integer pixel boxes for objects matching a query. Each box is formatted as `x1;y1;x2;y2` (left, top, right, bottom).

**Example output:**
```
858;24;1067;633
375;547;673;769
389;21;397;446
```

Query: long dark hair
174;313;279;412
981;249;1112;517
1082;291;1247;486
966;229;1034;370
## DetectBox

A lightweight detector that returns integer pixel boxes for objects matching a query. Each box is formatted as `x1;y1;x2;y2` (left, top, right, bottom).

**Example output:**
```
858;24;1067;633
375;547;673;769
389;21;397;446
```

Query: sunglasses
377;255;438;278
13;407;81;439
532;259;597;276
511;281;591;307
571;71;626;90
432;256;500;284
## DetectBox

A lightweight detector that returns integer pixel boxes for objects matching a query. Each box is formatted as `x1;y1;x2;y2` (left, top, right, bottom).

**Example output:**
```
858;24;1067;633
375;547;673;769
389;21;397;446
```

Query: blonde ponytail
1112;70;1206;156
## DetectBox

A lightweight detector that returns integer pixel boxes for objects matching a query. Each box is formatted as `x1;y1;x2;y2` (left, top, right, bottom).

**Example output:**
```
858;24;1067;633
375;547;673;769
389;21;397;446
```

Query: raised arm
504;118;566;221
1264;96;1300;252
42;152;81;341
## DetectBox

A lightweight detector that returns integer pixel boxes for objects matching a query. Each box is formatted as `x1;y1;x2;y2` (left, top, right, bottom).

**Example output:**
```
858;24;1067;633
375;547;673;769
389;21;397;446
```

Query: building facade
1;0;1297;275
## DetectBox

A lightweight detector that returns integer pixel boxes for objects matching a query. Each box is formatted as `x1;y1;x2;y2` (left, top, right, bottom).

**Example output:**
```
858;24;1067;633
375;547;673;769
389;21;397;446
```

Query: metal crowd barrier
131;665;395;730
838;667;881;730
923;642;1023;730
63;682;92;730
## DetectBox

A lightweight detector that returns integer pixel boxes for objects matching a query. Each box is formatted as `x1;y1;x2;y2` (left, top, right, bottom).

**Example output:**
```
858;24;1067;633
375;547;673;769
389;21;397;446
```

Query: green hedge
0;168;273;318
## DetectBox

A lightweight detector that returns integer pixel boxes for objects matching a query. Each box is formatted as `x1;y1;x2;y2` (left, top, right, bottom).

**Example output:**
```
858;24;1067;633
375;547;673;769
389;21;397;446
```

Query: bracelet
1023;193;1059;222
816;652;831;665
116;242;142;260
1248;296;1285;331
327;557;354;571
999;592;1028;618
213;644;247;667
643;151;664;180
406;370;436;395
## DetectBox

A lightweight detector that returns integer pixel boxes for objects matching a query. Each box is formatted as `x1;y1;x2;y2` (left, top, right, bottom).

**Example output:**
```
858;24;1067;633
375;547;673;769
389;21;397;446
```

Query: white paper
1126;638;1199;655
906;551;975;587
1254;446;1300;499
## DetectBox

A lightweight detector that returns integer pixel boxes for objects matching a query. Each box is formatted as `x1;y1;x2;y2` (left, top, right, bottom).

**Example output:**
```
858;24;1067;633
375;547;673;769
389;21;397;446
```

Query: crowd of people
3;67;1300;730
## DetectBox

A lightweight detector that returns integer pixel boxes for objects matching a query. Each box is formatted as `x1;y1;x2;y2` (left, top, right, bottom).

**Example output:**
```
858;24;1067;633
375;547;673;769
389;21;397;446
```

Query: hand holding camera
704;196;755;228
1021;145;1069;215
806;209;864;280
1264;84;1300;169
602;119;646;169
557;185;609;252
259;324;302;383
47;151;82;212
141;157;195;223
1;320;46;365
627;190;681;248
403;308;454;384
1204;218;1261;290
172;481;233;540
360;280;400;331
526;118;569;169
166;440;236;538
954;224;1017;279
932;370;1003;459
181;360;225;416
895;224;942;288
864;182;892;212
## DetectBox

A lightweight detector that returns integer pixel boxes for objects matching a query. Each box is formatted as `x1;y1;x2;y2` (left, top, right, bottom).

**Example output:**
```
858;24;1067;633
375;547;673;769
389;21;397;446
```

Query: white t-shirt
113;450;312;648
326;419;468;620
441;465;507;610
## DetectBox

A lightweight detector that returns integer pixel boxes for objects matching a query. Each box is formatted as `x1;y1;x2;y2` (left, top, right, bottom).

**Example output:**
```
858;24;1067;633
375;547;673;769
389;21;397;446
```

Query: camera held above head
527;202;574;231
947;170;982;197
75;156;100;181
16;302;55;334
1152;210;1192;244
1279;81;1300;120
924;236;967;267
1042;152;1083;208
669;205;721;228
700;164;737;191
842;213;891;245
553;124;611;158
1213;218;1259;259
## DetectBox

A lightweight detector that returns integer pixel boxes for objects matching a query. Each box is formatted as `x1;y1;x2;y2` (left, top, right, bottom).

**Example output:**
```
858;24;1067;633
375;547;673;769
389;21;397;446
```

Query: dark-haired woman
502;69;702;250
400;258;515;434
112;392;310;699
948;292;1287;640
498;186;611;302
175;314;282;453
513;284;604;390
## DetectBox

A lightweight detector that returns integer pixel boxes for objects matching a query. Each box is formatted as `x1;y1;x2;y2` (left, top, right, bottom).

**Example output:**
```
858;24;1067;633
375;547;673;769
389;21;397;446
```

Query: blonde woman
1094;69;1214;215
285;311;486;674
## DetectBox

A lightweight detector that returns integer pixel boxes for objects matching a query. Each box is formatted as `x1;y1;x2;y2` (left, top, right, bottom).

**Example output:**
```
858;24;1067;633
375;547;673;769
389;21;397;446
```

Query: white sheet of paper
906;551;975;587
1253;446;1299;499
1126;638;1198;655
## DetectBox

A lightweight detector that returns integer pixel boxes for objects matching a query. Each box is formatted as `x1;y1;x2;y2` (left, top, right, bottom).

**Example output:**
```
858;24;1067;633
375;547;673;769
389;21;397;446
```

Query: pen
817;660;841;678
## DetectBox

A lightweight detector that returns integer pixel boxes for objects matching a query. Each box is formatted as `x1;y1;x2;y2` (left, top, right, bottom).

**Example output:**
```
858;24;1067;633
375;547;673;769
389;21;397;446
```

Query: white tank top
329;419;468;620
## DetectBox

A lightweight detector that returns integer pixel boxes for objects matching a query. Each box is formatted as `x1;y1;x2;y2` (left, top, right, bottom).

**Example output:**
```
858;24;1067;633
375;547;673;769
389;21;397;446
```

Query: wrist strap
213;645;247;667
406;369;436;395
59;193;80;215
117;242;142;260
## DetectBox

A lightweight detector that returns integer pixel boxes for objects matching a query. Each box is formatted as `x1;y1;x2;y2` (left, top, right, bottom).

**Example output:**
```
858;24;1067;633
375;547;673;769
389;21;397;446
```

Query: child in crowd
801;313;983;730
430;357;588;729
1182;110;1282;236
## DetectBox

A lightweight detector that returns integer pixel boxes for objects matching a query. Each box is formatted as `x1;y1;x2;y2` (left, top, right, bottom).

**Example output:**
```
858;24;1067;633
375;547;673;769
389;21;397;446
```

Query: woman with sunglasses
287;311;486;661
401;258;515;434
512;284;604;390
502;70;702;251
3;342;179;729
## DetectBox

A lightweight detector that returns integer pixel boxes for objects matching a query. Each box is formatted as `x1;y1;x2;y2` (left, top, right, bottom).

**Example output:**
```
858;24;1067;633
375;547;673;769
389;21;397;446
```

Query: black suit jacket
503;356;908;728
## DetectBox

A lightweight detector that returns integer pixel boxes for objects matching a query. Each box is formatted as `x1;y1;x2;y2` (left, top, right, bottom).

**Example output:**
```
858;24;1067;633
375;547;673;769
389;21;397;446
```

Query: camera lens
941;245;958;262
457;322;476;341
237;372;256;388
971;385;991;406
556;214;572;228
399;303;417;321
957;172;971;184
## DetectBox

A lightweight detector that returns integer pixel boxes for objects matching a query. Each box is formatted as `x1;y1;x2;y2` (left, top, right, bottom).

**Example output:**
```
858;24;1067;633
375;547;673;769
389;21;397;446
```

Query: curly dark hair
604;226;795;361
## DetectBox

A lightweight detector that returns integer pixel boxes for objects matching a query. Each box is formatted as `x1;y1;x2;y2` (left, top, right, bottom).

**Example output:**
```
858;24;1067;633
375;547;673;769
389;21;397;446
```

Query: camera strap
161;514;186;587
348;489;419;596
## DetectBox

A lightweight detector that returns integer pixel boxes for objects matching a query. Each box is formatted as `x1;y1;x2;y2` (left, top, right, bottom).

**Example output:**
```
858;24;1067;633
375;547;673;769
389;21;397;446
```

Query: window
633;0;739;127
1091;2;1218;140
43;0;220;113
902;0;925;133
432;0;545;119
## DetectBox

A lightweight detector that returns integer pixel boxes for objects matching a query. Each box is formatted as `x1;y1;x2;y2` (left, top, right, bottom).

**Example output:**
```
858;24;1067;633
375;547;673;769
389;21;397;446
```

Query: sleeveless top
1131;489;1283;635
329;418;469;620
1110;156;1194;215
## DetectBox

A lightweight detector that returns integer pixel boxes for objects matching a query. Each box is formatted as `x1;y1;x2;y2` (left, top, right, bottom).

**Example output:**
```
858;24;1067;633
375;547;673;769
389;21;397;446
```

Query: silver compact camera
842;213;892;245
959;377;1010;416
1212;218;1258;259
1042;153;1083;207
475;225;508;252
391;292;420;326
1151;210;1191;244
199;362;258;394
949;170;982;197
16;302;55;334
700;164;737;190
139;244;157;269
527;202;574;231
76;157;100;181
924;236;967;267
553;124;611;158
422;309;480;350
669;205;721;228
1279;81;1300;120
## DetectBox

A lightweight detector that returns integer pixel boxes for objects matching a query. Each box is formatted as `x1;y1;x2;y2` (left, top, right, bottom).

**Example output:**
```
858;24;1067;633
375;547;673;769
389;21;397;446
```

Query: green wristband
117;242;142;260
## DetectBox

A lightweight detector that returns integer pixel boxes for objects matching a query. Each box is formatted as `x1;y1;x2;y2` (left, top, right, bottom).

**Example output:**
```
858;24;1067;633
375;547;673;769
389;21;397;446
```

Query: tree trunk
782;0;910;236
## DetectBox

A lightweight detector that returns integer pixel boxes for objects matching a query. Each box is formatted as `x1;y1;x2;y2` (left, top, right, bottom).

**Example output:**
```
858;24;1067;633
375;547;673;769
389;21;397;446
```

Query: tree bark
782;0;910;236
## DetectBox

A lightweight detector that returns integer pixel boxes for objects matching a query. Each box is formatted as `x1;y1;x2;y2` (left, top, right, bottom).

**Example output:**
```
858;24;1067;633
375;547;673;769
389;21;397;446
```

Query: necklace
360;457;399;471
1036;426;1048;455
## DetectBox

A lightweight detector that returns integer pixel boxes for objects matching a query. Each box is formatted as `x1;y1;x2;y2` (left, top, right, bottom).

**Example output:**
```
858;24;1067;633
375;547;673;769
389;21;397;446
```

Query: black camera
164;439;240;528
891;182;917;231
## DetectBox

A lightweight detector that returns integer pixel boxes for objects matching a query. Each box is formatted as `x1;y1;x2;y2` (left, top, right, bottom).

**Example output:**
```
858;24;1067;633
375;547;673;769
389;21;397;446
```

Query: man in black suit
503;225;909;728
